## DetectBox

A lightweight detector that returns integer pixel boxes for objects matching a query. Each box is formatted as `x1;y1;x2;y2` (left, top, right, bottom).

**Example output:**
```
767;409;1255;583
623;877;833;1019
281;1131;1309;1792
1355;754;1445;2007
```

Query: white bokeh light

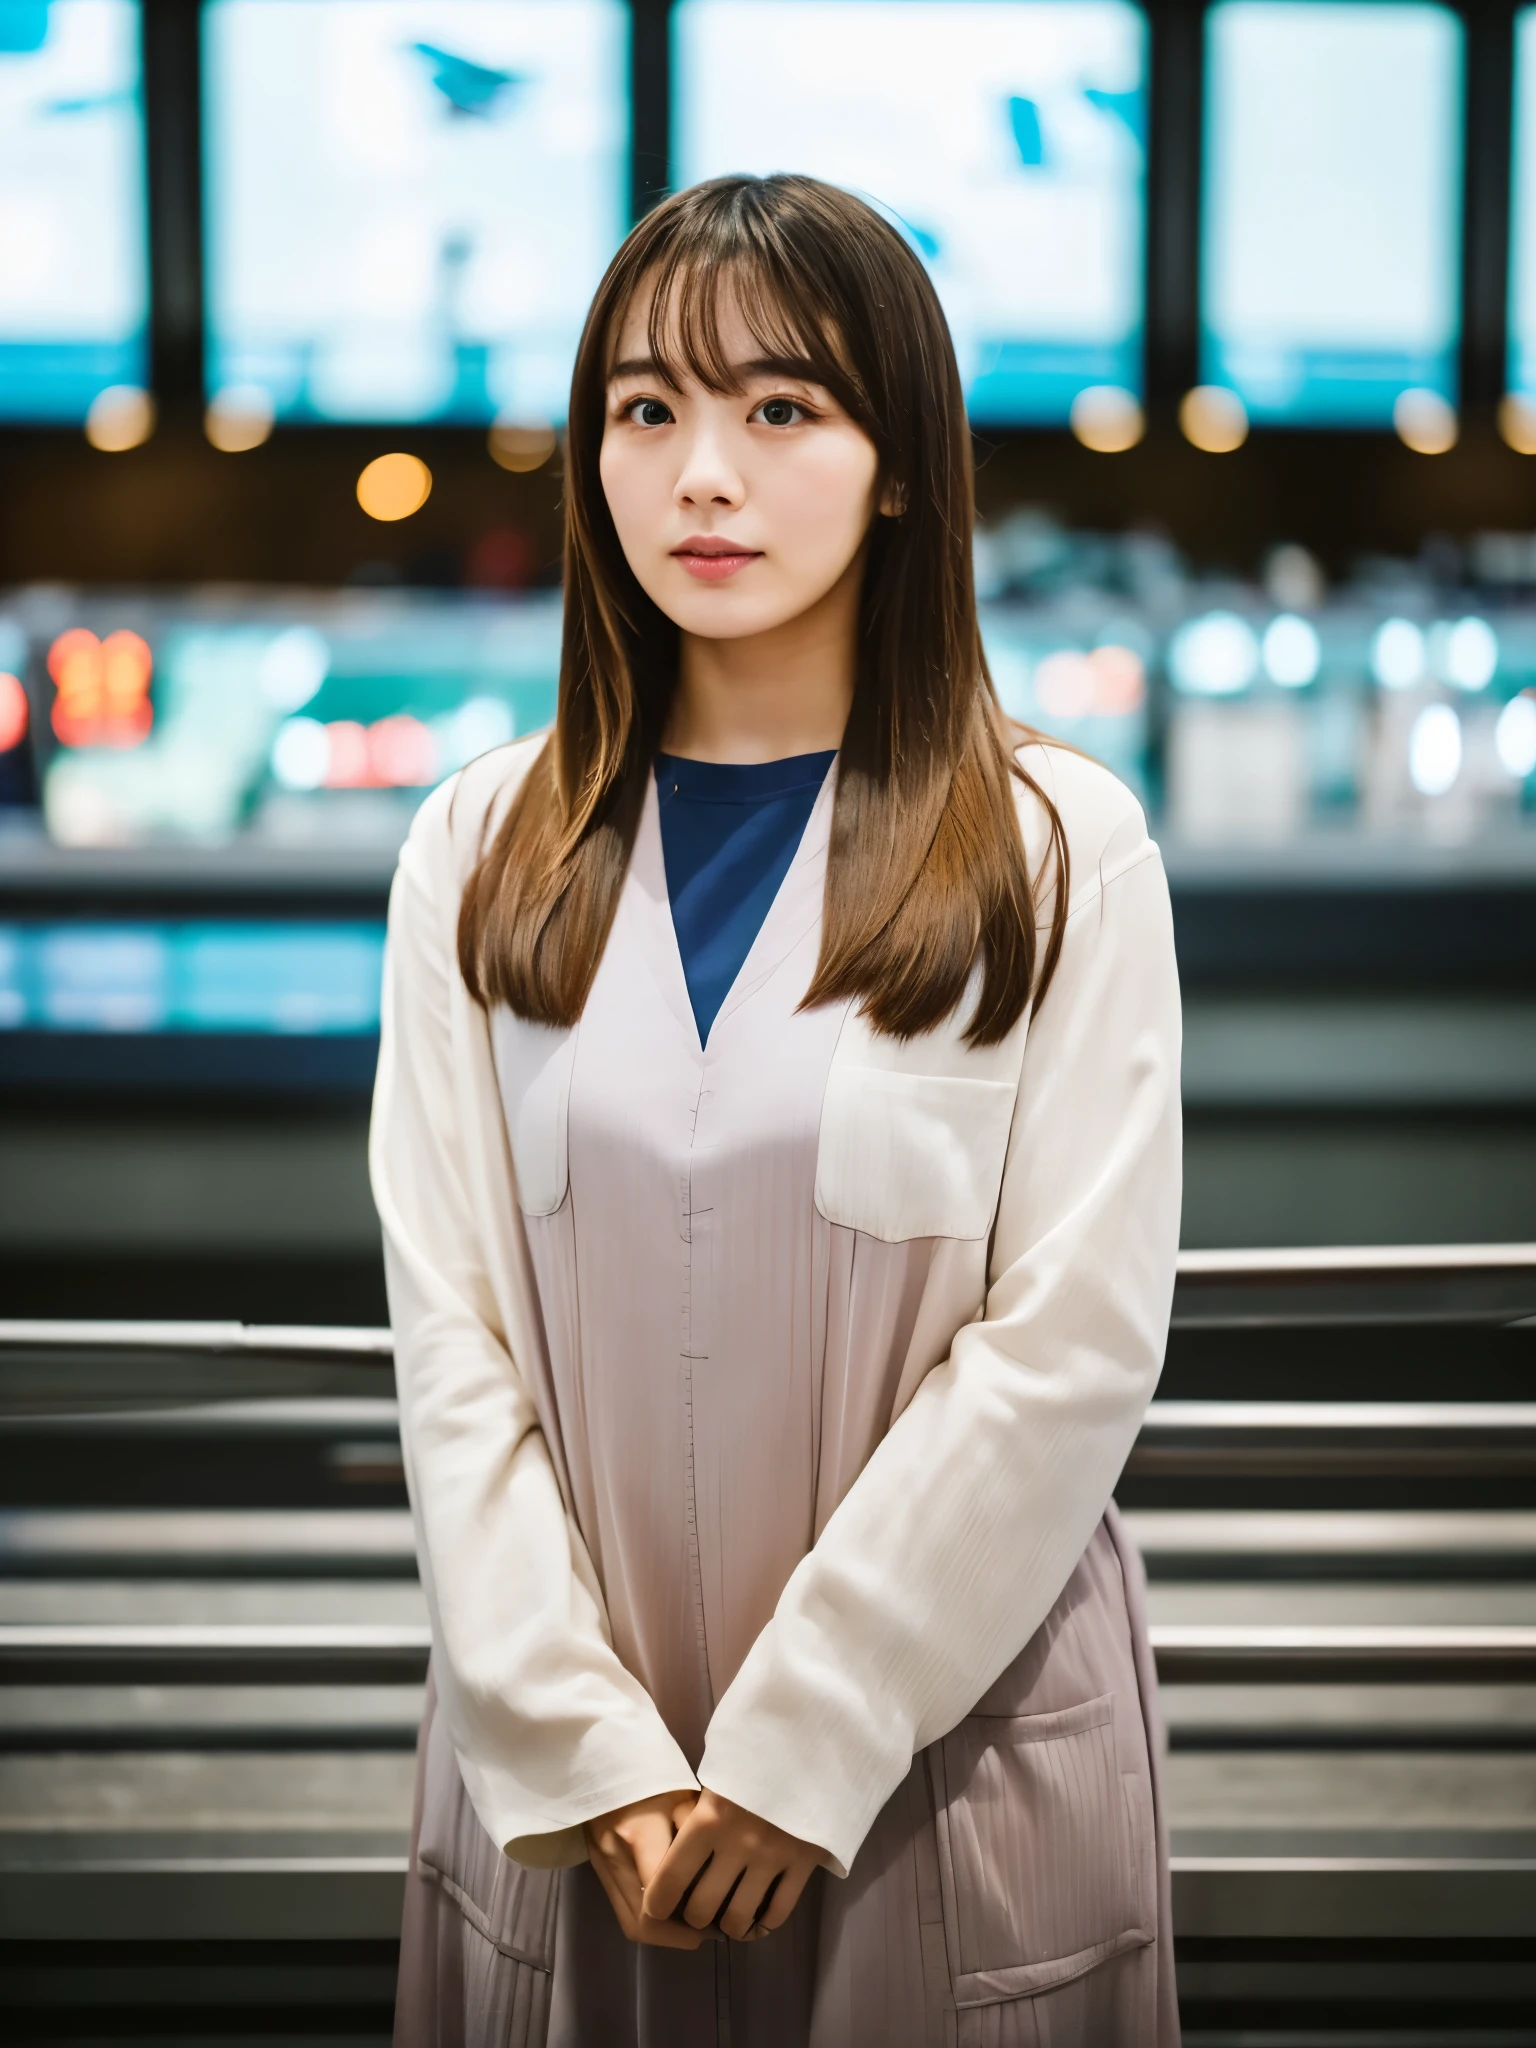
259;627;330;711
1371;618;1426;691
1261;613;1321;687
1440;616;1499;692
1169;612;1260;695
1496;692;1536;779
1408;702;1462;796
271;715;330;791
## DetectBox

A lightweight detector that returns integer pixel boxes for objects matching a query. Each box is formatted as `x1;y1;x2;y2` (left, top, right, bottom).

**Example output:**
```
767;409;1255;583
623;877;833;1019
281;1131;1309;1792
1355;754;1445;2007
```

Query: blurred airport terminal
2;0;1536;2040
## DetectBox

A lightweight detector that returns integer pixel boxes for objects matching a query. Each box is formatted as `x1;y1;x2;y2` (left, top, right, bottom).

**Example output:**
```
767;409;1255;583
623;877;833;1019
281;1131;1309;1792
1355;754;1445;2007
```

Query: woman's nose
674;427;744;509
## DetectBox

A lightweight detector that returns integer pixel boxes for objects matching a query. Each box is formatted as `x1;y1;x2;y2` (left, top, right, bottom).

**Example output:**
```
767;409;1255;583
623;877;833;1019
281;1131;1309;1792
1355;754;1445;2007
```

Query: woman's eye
754;397;806;427
626;397;672;427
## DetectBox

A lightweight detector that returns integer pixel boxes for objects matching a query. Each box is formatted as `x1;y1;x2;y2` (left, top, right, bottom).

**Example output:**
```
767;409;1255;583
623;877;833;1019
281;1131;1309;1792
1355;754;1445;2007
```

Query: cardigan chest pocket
927;1693;1156;2007
815;1065;1018;1243
414;1671;559;2015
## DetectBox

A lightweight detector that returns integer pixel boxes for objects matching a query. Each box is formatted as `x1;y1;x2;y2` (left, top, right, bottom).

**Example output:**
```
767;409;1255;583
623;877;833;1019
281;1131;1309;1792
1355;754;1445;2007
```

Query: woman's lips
672;548;762;582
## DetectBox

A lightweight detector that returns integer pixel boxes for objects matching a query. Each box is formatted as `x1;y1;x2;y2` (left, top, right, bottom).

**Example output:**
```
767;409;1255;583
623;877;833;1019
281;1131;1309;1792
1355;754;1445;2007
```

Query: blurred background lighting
367;714;438;788
356;453;432;522
1169;610;1260;693
205;383;275;452
83;384;155;452
1370;617;1426;690
258;628;330;712
1496;690;1536;778
1032;644;1146;719
1439;615;1499;690
0;673;28;753
47;628;154;747
1498;393;1536;453
1179;385;1248;452
1261;613;1322;687
1408;701;1462;795
488;421;558;472
1394;386;1458;453
438;695;516;766
323;720;371;787
1069;385;1145;453
270;716;330;793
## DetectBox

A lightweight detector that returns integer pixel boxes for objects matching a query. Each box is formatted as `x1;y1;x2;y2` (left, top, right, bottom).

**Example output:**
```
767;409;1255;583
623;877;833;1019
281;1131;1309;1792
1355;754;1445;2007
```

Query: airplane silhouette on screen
408;41;525;118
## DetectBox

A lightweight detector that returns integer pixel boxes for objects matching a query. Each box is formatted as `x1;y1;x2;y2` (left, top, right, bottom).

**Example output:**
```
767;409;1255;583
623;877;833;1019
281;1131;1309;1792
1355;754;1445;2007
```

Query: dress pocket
415;1679;560;1975
814;1067;1018;1243
928;1693;1156;2008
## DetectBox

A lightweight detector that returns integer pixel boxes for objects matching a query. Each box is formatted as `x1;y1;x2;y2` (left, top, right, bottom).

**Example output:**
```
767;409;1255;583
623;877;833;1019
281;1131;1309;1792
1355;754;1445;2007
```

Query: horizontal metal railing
0;1320;395;1360
4;1396;1532;1484
1127;1402;1536;1477
4;1621;1533;1688
0;1239;1532;1365
1174;1244;1536;1279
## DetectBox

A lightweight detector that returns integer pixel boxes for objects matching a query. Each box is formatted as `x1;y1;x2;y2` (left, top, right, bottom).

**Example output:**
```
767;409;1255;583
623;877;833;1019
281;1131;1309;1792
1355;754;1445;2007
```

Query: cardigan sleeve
370;774;699;1869
694;816;1182;1879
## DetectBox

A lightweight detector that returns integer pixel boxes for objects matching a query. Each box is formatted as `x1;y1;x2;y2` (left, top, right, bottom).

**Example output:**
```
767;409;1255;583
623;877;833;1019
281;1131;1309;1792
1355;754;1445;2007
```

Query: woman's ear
878;476;907;519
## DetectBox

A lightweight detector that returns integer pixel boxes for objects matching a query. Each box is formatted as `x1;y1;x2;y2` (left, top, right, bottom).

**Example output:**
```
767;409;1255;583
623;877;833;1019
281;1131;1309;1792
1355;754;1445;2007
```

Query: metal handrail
1175;1244;1536;1278
0;1320;393;1359
1143;1401;1536;1430
0;1245;1531;1361
3;1621;1533;1687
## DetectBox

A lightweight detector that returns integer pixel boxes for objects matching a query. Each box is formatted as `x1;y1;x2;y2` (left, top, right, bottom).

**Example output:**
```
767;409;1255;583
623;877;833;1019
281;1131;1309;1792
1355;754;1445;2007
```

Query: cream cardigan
369;735;1183;1878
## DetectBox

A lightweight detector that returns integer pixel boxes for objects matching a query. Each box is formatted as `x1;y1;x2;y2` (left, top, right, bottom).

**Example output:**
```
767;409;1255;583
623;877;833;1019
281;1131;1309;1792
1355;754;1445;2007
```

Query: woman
373;174;1182;2047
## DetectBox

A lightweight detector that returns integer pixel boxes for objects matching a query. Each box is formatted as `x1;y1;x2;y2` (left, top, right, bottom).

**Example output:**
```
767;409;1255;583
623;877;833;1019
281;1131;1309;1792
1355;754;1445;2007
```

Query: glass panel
0;0;149;421
1201;1;1463;427
202;0;630;425
672;0;1148;425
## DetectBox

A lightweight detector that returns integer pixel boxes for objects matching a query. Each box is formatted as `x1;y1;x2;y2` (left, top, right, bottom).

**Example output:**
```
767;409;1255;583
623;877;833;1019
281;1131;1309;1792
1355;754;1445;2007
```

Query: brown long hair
459;174;1067;1046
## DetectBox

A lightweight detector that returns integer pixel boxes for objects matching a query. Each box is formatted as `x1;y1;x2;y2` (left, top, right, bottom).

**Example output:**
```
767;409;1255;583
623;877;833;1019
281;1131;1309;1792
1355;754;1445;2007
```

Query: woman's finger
716;1861;777;1942
591;1841;705;1950
619;1808;685;1893
755;1854;818;1932
679;1850;747;1931
640;1813;715;1924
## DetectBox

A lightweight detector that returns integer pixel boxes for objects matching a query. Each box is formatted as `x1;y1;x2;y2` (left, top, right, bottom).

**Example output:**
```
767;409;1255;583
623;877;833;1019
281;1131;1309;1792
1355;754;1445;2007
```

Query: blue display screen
0;0;150;421
1509;9;1536;407
1200;1;1463;427
672;0;1148;426
0;921;385;1034
202;0;630;426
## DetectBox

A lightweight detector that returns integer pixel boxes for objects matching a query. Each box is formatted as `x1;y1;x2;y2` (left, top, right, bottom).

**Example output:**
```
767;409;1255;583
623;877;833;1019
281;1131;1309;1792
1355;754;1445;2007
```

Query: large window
0;0;150;421
202;0;630;425
672;0;1148;425
1201;1;1463;426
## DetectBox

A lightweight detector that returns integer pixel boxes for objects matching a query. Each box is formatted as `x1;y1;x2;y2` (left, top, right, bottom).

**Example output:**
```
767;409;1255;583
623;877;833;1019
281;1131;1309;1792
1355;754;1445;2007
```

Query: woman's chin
658;583;804;642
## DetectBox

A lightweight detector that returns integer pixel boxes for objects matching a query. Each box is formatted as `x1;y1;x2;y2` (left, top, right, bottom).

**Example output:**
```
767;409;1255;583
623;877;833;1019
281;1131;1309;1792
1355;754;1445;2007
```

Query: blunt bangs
606;190;874;436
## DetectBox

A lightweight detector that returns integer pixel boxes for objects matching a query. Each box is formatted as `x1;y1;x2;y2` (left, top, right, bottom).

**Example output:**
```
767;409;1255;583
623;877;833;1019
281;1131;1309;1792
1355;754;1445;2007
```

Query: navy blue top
655;749;836;1047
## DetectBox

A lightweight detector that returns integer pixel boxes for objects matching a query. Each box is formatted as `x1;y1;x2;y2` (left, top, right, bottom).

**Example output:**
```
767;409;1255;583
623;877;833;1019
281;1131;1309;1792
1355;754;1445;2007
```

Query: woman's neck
660;556;860;764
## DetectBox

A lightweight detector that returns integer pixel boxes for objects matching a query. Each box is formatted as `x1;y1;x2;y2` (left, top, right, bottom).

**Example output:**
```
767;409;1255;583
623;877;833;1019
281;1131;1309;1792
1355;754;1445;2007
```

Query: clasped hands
583;1788;824;1949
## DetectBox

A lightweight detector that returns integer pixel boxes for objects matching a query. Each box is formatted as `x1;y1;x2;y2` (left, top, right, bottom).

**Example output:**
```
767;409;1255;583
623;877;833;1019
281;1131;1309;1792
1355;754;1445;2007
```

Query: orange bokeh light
47;628;154;748
0;673;28;753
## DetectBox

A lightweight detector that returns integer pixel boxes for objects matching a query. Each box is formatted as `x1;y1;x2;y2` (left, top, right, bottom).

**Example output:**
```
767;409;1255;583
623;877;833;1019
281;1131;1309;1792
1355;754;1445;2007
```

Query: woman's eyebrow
605;352;831;391
607;355;682;388
736;354;829;386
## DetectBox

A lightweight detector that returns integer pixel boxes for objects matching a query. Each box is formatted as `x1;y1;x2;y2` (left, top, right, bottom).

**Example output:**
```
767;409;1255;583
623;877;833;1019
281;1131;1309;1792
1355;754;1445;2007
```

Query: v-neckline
630;756;838;1059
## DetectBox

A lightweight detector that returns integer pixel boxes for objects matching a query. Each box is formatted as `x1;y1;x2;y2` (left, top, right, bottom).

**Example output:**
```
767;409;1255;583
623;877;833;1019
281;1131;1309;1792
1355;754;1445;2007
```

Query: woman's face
599;279;890;642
